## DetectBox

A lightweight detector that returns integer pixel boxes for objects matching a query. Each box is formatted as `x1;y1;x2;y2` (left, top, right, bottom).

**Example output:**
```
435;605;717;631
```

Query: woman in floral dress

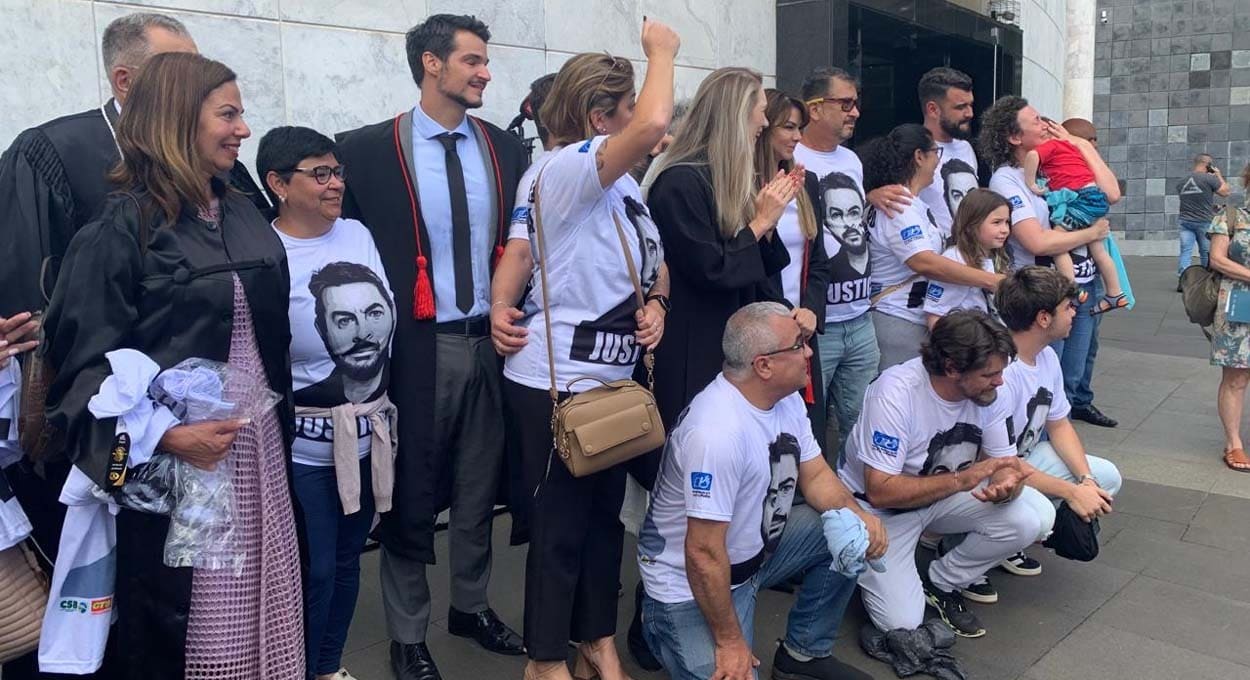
1208;164;1250;472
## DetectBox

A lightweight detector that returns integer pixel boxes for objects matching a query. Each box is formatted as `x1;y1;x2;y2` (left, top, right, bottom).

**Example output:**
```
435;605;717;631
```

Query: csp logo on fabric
1009;195;1024;209
871;430;900;456
926;283;944;302
510;206;530;223
690;472;713;498
900;225;923;243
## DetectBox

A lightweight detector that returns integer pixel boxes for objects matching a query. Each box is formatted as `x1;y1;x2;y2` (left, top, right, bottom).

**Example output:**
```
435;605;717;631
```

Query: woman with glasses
257;126;395;680
644;67;803;432
43;52;302;679
861;123;1003;370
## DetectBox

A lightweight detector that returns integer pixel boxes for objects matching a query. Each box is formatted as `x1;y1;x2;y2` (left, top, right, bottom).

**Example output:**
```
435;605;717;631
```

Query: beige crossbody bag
531;171;666;478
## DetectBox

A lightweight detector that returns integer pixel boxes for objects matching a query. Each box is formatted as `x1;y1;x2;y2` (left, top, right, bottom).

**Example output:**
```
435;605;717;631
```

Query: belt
434;315;489;336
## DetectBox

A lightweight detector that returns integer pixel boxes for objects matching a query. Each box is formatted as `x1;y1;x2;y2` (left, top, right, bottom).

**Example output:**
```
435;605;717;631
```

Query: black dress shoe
447;607;525;655
1071;404;1118;428
627;582;663;671
390;641;442;680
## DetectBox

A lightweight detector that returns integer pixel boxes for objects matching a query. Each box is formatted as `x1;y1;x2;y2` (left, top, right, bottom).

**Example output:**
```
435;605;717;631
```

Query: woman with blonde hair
490;18;680;680
43;52;302;678
1209;163;1250;472
644;67;804;430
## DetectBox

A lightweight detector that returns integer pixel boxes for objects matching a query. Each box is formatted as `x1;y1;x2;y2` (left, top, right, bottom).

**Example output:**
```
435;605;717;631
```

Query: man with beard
917;67;981;243
965;267;1120;601
795;68;883;456
839;310;1038;640
334;14;528;680
940;158;979;224
303;263;396;403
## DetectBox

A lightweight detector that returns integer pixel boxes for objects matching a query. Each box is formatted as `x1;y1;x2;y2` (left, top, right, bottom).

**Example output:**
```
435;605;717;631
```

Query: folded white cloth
0;361;24;468
87;349;179;467
821;507;886;578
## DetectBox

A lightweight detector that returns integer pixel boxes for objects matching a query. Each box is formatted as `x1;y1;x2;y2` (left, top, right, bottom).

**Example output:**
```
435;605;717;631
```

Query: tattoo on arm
596;137;609;172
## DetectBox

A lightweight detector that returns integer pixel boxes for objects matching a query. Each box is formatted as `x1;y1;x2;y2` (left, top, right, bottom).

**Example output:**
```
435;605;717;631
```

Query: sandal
1090;293;1128;316
1224;448;1250;473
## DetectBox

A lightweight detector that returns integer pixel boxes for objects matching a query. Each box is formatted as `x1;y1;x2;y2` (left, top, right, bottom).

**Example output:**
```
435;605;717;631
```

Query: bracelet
491;301;510;308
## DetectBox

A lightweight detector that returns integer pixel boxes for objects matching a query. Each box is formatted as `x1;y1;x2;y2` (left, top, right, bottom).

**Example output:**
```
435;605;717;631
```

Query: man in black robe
0;13;270;679
335;14;528;680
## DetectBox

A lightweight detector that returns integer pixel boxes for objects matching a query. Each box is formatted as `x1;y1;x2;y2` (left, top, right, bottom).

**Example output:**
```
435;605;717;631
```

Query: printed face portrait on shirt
941;158;979;220
625;196;664;290
310;261;396;384
1010;386;1053;456
819;171;867;255
763;433;801;551
920;422;984;476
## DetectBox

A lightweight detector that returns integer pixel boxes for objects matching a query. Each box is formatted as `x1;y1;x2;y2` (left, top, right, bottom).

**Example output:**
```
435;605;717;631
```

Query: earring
597;126;606;134
279;195;286;203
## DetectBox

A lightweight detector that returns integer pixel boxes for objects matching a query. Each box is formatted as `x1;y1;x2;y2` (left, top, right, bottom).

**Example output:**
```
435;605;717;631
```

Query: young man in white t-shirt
985;266;1121;593
794;67;882;457
838;310;1039;639
916;67;981;241
638;302;882;680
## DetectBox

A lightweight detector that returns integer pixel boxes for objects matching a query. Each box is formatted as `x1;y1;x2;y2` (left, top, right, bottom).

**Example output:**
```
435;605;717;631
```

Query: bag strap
869;275;918;308
530;168;560;406
611;211;656;391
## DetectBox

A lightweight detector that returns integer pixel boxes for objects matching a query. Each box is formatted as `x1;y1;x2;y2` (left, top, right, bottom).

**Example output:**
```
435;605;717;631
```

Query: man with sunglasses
917;67;982;242
839;309;1037;641
638;302;879;680
970;267;1120;599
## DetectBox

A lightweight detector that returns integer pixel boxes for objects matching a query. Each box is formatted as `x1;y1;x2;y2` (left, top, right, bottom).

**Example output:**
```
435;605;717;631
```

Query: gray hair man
637;302;882;680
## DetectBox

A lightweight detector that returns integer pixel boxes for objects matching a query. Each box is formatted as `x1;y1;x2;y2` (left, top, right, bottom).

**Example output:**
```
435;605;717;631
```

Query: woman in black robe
644;67;805;430
42;53;299;679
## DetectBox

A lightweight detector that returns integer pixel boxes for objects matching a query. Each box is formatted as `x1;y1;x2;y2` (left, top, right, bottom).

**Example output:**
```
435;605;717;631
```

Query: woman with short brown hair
44;52;302;679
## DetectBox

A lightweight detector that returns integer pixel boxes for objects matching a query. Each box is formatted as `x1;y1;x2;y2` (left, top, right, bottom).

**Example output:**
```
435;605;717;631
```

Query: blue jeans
640;504;857;680
293;457;376;677
818;314;879;454
1178;219;1212;276
1051;278;1102;409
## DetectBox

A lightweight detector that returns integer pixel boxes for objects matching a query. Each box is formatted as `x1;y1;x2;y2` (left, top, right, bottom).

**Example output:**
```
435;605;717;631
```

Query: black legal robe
0;99;272;318
335;112;527;563
646;163;792;430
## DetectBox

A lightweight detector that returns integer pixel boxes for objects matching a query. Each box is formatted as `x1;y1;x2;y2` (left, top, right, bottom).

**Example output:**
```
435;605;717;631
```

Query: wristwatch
1076;474;1099;487
645;294;671;313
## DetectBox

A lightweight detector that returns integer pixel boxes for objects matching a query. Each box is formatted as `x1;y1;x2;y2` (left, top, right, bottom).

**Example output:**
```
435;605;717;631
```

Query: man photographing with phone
1176;153;1231;290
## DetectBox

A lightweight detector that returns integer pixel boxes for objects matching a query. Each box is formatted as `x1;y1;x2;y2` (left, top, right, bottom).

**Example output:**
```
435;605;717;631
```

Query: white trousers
1016;442;1124;541
858;487;1042;632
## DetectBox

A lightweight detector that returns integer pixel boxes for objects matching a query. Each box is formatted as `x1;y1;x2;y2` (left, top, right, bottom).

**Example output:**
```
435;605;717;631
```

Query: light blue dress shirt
411;104;493;321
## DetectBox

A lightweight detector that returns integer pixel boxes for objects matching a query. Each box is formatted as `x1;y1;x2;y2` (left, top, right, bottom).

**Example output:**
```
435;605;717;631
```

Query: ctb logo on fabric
570;296;644;366
690;472;713;497
926;283;945;303
900;225;923;243
871;430;900;456
920;422;984;476
1009;195;1025;209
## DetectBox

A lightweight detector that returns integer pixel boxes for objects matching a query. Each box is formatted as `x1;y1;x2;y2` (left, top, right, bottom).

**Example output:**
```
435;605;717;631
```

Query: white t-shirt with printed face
867;197;944;324
923;247;994;319
837;357;1015;505
503;136;665;393
276;218;396;467
1001;348;1071;457
919;138;980;242
795;143;872;323
638;374;822;604
989;165;1096;284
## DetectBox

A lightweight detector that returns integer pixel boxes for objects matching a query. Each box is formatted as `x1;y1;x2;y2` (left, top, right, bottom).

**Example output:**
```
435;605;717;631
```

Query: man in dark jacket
335;14;528;680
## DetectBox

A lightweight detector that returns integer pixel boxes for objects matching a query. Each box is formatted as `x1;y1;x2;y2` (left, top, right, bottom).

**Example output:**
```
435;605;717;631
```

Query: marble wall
1;0;778;171
1020;0;1069;119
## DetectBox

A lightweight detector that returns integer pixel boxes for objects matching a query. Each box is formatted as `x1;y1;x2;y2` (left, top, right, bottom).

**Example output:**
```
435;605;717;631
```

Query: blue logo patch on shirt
578;140;592;153
900;225;923;243
1009;195;1024;209
926;283;945;302
871;431;900;456
690;472;713;497
510;206;530;223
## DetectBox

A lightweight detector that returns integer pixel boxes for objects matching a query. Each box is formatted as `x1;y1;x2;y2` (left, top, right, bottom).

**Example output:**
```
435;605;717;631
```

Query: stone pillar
1063;0;1096;120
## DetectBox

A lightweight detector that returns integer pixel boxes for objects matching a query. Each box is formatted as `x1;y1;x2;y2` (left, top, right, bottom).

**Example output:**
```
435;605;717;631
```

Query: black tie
438;132;474;314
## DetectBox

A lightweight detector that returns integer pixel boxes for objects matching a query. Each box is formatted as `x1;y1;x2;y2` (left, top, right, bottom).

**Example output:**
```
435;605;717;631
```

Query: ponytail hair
860;123;932;192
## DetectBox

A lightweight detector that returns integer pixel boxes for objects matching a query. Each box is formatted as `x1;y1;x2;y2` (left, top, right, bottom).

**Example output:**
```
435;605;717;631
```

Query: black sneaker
961;575;998;604
923;576;986;638
998;550;1043;576
772;643;872;680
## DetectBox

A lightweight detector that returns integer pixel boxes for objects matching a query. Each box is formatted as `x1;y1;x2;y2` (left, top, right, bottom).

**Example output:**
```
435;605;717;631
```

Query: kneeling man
840;310;1040;638
639;302;881;680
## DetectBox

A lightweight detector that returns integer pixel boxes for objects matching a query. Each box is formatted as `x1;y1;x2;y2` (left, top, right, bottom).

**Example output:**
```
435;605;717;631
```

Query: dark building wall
1094;0;1250;240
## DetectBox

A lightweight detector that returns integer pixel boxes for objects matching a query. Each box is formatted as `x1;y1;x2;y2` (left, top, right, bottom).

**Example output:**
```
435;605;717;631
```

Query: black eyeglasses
757;336;806;359
927;146;945;160
286;164;346;184
805;96;860;113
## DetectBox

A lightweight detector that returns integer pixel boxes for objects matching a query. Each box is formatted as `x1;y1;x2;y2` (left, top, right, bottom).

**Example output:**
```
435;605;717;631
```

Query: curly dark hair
859;123;932;192
921;309;1016;376
977;95;1029;170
